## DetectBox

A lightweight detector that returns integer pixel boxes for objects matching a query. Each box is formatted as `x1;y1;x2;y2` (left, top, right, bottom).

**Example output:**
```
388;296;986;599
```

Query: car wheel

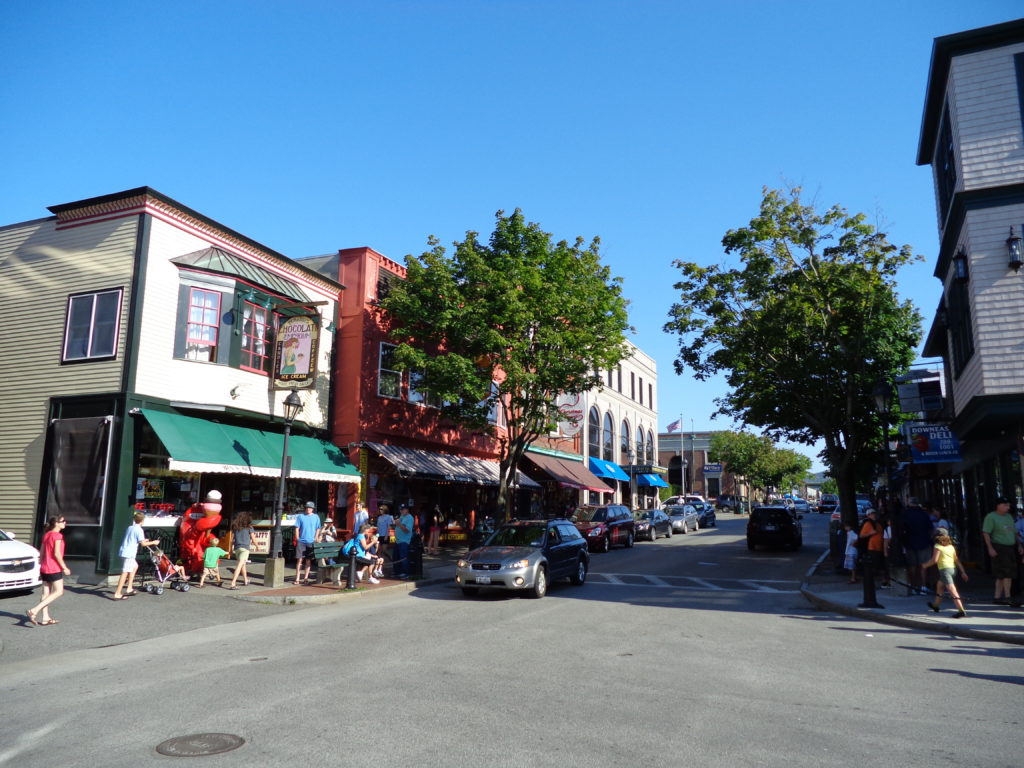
665;526;672;538
461;587;479;597
600;535;610;553
625;532;634;548
529;567;548;599
649;528;657;541
570;558;587;586
694;518;700;530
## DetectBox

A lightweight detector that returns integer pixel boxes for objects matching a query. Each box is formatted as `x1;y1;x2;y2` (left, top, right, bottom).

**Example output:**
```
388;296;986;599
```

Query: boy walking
198;536;228;587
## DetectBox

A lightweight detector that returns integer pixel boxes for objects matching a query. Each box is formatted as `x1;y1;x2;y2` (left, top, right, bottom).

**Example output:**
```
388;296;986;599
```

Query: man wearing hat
982;497;1020;605
857;507;886;608
293;501;321;585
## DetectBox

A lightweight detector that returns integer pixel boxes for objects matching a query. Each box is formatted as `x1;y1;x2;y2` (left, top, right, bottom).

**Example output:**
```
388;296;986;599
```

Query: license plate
475;575;491;584
763;524;777;531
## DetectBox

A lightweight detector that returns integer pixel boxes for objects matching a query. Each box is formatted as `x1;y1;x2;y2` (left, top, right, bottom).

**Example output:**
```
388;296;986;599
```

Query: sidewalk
801;549;1024;646
206;549;460;606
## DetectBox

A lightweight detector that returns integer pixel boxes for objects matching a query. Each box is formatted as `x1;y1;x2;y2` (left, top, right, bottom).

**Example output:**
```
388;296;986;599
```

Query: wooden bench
311;541;346;584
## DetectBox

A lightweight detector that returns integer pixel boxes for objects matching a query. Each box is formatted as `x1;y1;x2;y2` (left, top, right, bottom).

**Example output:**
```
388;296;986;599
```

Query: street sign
703;463;722;473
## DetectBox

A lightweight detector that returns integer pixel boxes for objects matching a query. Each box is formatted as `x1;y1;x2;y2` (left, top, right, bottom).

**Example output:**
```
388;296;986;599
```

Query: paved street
2;515;1021;767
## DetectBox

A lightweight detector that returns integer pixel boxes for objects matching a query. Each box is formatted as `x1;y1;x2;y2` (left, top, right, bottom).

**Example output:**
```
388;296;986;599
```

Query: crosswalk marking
588;573;801;595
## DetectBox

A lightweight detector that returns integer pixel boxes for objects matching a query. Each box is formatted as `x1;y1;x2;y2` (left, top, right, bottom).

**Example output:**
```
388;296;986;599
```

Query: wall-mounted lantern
1008;226;1023;272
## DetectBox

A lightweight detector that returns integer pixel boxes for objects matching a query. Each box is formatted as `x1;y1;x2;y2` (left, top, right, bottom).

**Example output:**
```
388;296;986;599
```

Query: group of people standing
843;495;1024;617
291;501;419;585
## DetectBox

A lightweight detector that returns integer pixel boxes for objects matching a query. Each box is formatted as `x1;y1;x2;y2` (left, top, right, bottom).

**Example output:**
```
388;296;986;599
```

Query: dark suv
746;505;803;551
455;519;589;598
715;494;743;512
571;504;635;552
817;493;839;515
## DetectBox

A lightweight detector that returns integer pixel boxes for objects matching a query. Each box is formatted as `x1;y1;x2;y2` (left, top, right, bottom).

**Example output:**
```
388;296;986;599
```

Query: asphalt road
2;514;1020;767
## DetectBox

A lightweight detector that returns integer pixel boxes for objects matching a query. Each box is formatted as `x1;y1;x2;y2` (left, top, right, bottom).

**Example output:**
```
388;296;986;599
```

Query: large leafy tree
383;210;631;518
666;188;921;525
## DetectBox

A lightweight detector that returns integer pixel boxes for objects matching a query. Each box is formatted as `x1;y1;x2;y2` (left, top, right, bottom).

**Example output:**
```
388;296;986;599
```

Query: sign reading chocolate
273;314;320;390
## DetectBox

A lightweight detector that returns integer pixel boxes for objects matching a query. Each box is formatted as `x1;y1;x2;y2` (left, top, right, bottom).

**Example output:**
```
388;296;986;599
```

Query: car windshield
0;530;11;542
640;511;658;520
574;508;607;522
485;526;546;548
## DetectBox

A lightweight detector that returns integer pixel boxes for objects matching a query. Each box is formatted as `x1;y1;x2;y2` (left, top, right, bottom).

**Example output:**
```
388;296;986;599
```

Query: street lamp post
858;380;892;610
627;448;637;510
265;390;303;589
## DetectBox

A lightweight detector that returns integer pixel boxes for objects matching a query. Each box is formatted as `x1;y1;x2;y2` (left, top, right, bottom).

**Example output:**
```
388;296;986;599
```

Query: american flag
666;419;681;433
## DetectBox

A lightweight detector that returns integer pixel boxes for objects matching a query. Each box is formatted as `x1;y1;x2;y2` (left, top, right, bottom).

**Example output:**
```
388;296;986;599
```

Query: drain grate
155;733;245;757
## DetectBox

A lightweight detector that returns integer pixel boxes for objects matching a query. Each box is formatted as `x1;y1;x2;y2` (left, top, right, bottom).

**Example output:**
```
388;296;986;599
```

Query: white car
0;529;41;594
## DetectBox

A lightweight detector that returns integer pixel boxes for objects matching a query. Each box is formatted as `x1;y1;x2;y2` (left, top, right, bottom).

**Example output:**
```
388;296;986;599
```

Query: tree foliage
666;188;921;524
708;431;812;498
383;209;631;517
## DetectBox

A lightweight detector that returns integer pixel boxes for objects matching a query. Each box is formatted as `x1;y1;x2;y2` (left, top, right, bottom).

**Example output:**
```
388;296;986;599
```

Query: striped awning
366;443;540;488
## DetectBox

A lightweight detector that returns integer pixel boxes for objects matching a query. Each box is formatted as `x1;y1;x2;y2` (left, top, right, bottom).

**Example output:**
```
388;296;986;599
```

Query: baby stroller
141;545;191;595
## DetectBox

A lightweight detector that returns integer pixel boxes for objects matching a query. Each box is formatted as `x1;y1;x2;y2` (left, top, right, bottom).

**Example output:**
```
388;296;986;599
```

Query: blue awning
588;458;630;482
636;473;669;488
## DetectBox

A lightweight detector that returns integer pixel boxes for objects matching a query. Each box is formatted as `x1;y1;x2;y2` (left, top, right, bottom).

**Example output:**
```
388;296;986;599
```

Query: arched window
603;412;614;461
621;419;631;463
588;407;601;458
636;426;644;464
646;430;655;464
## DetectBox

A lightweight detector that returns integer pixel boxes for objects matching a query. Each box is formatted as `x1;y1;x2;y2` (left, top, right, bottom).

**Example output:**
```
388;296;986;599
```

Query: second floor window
63;288;122;362
185;288;220;362
378;343;401;398
240;302;272;373
588;408;601;458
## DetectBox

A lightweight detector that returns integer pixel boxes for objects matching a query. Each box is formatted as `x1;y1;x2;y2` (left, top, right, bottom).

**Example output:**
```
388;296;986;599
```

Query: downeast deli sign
272;315;320;390
907;423;962;464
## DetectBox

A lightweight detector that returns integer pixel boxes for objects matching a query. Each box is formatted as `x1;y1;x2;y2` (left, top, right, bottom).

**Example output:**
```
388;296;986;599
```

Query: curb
800;549;1024;646
233;576;450;606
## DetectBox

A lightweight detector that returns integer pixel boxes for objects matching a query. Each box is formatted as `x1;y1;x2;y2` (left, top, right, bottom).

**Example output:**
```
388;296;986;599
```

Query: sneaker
368;577;380;584
928;601;940;613
356;572;363;582
951;611;966;619
993;596;1010;605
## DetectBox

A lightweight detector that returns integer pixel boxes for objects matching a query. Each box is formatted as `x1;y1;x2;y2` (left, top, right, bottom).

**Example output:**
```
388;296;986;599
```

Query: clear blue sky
2;1;1021;470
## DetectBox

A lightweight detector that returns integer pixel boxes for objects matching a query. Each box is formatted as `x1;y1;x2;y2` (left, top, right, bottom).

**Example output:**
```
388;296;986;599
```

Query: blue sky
2;1;1021;470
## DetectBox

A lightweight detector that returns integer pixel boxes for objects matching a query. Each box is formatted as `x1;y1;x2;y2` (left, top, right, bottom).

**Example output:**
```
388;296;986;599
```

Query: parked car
455;519;589;598
715;494;743;512
663;504;698;534
790;498;810;515
817;493;839;514
746;505;803;551
693;502;717;528
635;509;673;540
0;529;41;594
571;504;635;552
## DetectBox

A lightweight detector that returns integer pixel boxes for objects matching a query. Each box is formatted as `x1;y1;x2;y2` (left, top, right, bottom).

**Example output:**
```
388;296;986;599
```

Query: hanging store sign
555;393;584;437
703;463;723;474
273;314;319;390
907;424;961;464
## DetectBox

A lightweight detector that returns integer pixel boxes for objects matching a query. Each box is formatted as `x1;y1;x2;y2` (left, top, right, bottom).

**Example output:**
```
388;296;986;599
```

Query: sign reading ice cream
273;315;319;390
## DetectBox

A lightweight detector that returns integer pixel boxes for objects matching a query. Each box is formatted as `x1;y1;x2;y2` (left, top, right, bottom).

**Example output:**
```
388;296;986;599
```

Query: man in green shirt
981;497;1021;605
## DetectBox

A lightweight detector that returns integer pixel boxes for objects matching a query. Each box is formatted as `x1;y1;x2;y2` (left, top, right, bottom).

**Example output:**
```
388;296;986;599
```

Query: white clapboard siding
133;217;335;428
949;42;1024;191
0;216;137;538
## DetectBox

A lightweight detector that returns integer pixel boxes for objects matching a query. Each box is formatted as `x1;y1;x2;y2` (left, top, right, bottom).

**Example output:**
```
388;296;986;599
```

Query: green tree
820;477;838;495
708;430;811;500
383;210;631;518
666;187;921;525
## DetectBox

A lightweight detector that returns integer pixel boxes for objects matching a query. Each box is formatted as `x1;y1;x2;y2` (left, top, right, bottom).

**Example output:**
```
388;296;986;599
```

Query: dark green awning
139;409;360;483
172;246;311;302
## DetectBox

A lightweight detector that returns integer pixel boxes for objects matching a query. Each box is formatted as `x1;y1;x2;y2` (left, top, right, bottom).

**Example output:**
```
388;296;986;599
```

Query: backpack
342;537;359;557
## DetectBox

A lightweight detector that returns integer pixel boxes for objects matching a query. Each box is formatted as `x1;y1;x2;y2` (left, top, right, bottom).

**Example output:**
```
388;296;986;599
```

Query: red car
571;504;635;552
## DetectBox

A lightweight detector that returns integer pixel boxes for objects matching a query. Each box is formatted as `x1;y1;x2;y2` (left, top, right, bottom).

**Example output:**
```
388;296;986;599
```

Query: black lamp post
266;390;303;588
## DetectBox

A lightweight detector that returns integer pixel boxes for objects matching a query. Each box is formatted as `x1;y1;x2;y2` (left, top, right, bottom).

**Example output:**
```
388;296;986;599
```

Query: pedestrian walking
924;528;968;618
900;498;933;596
112;512;160;600
227;511;254;589
27;516;71;626
198;537;228;588
982;497;1021;605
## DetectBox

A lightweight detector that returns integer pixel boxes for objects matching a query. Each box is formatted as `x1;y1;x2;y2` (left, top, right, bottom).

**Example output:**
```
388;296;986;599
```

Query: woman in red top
27;516;70;626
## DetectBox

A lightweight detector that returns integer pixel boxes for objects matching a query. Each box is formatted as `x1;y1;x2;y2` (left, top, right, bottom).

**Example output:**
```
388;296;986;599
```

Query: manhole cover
155;733;245;757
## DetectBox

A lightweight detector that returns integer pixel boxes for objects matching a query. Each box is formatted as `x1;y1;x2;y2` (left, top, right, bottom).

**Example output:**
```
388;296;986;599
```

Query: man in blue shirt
393;504;415;579
293;502;321;584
